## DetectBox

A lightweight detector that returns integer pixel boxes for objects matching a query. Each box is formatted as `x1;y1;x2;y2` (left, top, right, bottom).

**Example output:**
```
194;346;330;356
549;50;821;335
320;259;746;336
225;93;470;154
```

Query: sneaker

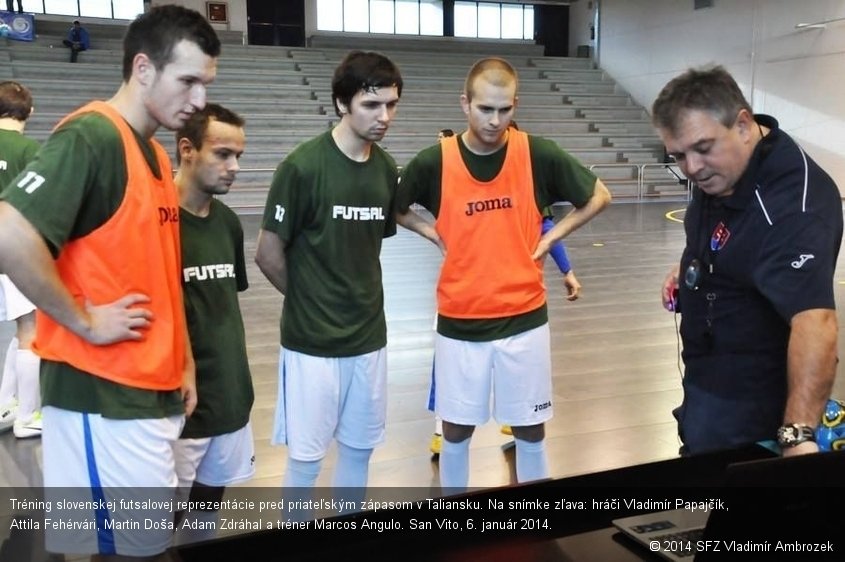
0;400;18;433
13;411;42;439
500;425;512;436
429;432;442;457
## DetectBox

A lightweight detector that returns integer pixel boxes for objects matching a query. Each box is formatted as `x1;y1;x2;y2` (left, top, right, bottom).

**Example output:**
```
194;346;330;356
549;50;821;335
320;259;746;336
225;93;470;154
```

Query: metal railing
639;163;692;201
588;163;641;198
589;162;693;201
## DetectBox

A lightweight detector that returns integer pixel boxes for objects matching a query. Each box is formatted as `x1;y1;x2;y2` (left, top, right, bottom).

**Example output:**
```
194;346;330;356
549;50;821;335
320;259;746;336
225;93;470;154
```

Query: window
476;2;500;39
20;0;142;19
394;0;419;35
370;0;395;33
43;0;77;16
500;4;523;39
453;1;477;38
21;0;44;12
316;0;443;36
523;6;534;41
419;0;443;36
344;0;369;32
313;0;531;39
317;0;344;31
79;0;112;18
452;2;534;40
111;0;142;20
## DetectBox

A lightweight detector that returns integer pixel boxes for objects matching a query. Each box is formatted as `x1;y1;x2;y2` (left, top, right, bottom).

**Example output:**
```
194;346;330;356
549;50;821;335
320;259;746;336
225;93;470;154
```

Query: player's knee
442;421;474;443
511;423;544;442
189;482;226;507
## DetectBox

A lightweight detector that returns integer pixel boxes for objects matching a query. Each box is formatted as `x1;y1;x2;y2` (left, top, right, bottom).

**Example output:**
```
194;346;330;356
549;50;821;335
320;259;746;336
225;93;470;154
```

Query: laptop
612;507;708;560
612;448;845;561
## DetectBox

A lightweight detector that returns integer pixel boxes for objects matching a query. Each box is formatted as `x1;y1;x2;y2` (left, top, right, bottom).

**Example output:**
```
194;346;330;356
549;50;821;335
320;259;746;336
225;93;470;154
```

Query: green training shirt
396;134;597;341
0;128;40;188
0;111;183;418
180;199;254;438
261;130;397;357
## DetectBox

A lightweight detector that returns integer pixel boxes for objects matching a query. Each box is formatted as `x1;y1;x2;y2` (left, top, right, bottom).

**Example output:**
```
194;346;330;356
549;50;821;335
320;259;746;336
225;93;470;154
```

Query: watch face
778;424;814;446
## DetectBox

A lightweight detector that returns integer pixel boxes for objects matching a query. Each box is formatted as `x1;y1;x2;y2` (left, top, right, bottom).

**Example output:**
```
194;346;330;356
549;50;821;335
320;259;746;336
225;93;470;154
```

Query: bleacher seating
0;21;686;214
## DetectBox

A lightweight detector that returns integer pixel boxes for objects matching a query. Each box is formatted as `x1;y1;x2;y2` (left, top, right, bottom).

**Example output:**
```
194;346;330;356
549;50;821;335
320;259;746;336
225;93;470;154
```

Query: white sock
173;510;219;545
283;457;322;522
515;438;549;483
333;442;372;512
15;349;40;421
434;416;443;434
439;437;470;492
0;337;19;406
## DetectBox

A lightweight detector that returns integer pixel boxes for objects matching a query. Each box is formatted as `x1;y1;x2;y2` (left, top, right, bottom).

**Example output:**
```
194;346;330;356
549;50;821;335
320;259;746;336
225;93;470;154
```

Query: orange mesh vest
436;131;545;318
34;101;186;390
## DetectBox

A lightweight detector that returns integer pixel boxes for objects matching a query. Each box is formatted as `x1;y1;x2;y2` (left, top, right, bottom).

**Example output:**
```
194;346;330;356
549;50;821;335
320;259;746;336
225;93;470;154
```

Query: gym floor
2;201;844;554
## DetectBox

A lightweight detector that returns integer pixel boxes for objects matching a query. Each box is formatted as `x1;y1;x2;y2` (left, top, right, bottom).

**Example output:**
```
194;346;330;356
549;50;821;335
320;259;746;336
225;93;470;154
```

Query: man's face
339;86;400;142
461;75;517;154
145;40;217;131
180;119;245;196
659;109;755;198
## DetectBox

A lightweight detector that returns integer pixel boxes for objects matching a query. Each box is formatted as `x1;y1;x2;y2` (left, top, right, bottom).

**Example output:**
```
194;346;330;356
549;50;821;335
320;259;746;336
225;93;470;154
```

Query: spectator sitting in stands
62;20;89;63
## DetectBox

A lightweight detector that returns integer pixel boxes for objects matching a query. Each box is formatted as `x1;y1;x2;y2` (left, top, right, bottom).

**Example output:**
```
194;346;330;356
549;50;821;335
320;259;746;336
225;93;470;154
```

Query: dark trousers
5;0;23;13
62;39;86;62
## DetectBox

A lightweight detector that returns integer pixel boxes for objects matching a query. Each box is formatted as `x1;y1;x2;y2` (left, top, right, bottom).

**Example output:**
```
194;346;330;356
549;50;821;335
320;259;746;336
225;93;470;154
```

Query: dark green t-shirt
261;130;397;357
0;111;183;418
180;200;254;438
0;128;40;189
396;134;597;341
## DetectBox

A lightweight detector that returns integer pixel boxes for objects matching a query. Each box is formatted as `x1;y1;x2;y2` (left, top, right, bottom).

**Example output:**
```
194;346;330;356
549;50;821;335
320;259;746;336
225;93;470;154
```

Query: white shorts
42;406;185;557
434;323;553;427
271;346;387;461
0;274;35;321
174;422;256;502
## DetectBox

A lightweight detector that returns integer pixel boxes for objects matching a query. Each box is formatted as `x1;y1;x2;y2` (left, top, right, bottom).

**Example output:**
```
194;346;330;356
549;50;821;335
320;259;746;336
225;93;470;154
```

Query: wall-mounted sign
206;2;228;23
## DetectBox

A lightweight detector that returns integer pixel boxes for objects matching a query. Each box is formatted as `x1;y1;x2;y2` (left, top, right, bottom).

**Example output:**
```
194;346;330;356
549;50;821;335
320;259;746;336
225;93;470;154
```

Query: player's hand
531;238;552;261
82;293;152;345
182;363;197;417
563;271;581;301
781;440;819;457
662;266;680;312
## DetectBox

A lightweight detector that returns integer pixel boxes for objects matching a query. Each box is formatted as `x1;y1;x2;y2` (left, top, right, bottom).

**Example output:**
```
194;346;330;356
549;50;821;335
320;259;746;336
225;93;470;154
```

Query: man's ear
335;100;348;115
177;137;195;163
460;93;470;115
133;53;155;86
735;108;755;140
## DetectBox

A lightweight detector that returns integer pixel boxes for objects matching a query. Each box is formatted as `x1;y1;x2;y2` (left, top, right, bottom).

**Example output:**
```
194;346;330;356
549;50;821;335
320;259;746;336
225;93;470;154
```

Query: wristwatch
776;423;816;447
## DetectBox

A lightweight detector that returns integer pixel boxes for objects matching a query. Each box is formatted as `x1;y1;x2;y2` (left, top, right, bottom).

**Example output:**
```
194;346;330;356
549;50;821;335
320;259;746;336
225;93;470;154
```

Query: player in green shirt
172;103;254;543
256;51;402;514
0;6;220;560
396;58;611;492
0;81;42;439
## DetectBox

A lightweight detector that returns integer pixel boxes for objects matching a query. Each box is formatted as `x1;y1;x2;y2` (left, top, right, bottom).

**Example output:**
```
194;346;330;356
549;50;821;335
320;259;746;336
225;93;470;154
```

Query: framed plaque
206;2;228;23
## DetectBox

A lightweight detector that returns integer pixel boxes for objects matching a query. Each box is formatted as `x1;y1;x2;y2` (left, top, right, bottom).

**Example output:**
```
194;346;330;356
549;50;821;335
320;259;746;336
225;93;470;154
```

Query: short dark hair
651;65;753;135
174;103;244;164
464;57;518;102
331;51;403;118
122;4;221;81
0;81;33;121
